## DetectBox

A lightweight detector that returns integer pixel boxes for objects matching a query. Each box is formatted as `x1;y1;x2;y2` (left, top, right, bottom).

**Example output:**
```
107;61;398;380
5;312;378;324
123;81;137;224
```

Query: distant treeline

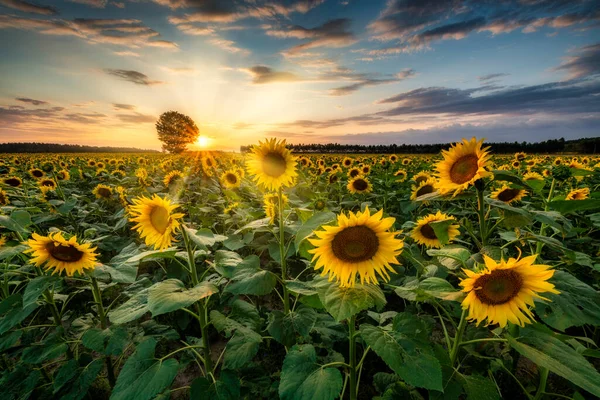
241;137;600;154
0;142;159;153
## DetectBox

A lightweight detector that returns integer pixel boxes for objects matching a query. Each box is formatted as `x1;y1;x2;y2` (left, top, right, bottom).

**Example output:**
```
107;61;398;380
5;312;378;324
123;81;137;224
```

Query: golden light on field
196;136;212;148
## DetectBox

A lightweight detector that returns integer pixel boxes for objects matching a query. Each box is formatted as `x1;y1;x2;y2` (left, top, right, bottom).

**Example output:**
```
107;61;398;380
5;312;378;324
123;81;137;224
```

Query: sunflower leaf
429;219;455;246
225;255;277;296
148;279;217;317
318;281;385;322
293;211;336;252
23;275;61;308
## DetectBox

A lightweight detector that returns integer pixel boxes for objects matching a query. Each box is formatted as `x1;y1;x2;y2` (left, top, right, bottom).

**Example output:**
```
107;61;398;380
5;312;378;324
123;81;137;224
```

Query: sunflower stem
476;185;487;247
182;227;213;374
450;309;468;367
277;187;290;314
535;179;556;258
348;315;358;400
90;276;116;388
533;367;549;400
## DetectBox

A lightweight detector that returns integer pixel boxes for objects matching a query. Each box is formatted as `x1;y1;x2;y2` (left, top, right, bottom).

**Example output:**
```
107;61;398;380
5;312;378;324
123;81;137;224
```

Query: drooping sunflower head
246;138;297;191
491;185;527;204
129;195;185;250
56;170;70;181
41;162;54;173
412;171;432;186
309;207;403;287
329;173;340;184
3;176;22;187
112;170;125;179
93;184;113;199
410;178;438;201
411;211;460;248
29;168;44;179
460;254;559;328
164;170;185;187
221;170;241;189
394;169;407;182
435;137;491;197
347;176;372;194
566;187;589;200
25;232;98;276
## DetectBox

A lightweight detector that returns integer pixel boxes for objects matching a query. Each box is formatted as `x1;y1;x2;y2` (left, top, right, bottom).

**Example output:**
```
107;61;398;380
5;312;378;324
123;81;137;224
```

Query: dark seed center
47;243;84;262
420;223;438;240
331;226;379;263
263;152;287;177
474;269;523;305
449;154;479;184
497;189;521;202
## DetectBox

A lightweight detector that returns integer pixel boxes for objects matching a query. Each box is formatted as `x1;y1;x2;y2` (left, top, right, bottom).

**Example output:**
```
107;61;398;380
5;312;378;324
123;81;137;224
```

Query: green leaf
0;244;28;261
0;211;31;233
491;170;528;188
461;374;500;400
223;328;262;370
279;344;343;400
110;338;179;400
213;250;243;278
427;245;471;270
548;199;600;214
429;219;456;246
81;326;129;356
54;359;103;400
0;364;41;400
294;211;336;252
0;330;22;352
535;270;600;331
127;248;178;263
418;278;462;301
148;279;217;317
507;325;600;397
108;286;150;325
23;275;60;308
22;341;68;364
184;226;227;249
0;294;39;335
318;281;385;322
360;320;442;391
268;306;317;347
190;370;240;400
225;255;277;296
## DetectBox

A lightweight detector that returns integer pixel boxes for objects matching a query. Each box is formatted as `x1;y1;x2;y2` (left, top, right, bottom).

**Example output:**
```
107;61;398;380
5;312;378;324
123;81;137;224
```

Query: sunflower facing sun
309;207;403;287
460;254;559;328
246;138;297;191
129;195;185;250
436;137;491;197
26;232;98;276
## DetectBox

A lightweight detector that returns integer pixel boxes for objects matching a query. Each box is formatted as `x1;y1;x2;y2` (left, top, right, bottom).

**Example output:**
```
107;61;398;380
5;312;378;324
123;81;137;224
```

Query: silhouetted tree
156;111;199;154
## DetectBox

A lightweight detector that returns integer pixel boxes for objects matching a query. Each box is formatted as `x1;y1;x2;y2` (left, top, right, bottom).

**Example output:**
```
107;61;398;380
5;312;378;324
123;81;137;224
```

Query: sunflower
313;199;326;211
93;184;113;199
361;165;371;175
553;158;562;166
39;179;56;190
394;169;407;182
523;172;544;182
309;207;403;287
112;170;125;179
402;158;411;165
347;176;372;194
412;171;432;185
298;157;310;167
201;156;216;175
514;152;526;161
542;169;551;177
512;161;520;169
129;195;184;250
96;162;105;169
41;162;54;173
25;232;98;276
3;176;22;187
0;236;6;248
56;170;70;181
436;138;491;197
223;202;239;215
116;186;128;207
329;173;340;184
410;178;437;201
411;211;460;248
220;170;241;189
566;188;589;200
342;157;353;168
246;138;297;191
164;170;184;187
263;193;288;224
460;254;559;328
0;189;8;205
491;185;527;204
348;167;361;178
389;154;398;163
29;168;44;179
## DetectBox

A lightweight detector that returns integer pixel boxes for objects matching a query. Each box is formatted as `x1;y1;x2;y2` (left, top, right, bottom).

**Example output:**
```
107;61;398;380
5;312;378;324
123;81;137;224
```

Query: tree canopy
156;111;199;153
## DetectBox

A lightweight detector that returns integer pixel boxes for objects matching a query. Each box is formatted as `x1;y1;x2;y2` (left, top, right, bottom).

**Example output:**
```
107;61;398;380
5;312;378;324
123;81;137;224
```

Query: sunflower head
412;171;432;185
394;169;407;182
343;157;353;167
491;185;527;204
93;184;113;199
29;168;44;179
246;138;297;191
309;207;403;287
411;211;460;248
3;176;22;187
435;138;491;197
361;165;371;175
25;232;98;276
129;195;185;250
410;178;438;201
460;254;559;327
347;176;372;194
523;172;543;182
56;170;70;181
221;170;241;188
566;187;589;200
39;179;56;189
348;168;361;178
164;170;184;187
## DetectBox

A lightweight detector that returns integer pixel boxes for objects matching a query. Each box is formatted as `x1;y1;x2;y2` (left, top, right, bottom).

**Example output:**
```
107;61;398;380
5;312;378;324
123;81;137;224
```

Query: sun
196;135;212;148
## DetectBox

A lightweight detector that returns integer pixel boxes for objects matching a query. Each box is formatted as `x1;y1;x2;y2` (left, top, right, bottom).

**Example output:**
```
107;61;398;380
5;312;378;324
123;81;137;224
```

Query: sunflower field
0;138;600;400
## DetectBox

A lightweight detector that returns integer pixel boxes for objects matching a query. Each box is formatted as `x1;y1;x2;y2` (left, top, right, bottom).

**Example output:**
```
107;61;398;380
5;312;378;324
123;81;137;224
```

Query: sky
0;0;599;151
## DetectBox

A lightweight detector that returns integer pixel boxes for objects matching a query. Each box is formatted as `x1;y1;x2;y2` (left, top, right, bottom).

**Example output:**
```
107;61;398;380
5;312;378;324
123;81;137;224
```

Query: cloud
0;14;177;49
63;112;107;124
266;18;358;55
0;0;58;15
110;1;124;8
68;0;108;7
114;50;140;57
162;66;197;75
554;42;600;79
328;68;416;96
117;112;156;123
478;73;510;82
113;103;136;110
208;37;249;55
242;65;301;84
16;97;49;106
103;69;164;85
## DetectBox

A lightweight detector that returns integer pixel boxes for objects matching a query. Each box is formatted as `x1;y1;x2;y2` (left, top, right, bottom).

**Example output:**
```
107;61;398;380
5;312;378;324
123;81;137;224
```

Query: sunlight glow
196;135;212;148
